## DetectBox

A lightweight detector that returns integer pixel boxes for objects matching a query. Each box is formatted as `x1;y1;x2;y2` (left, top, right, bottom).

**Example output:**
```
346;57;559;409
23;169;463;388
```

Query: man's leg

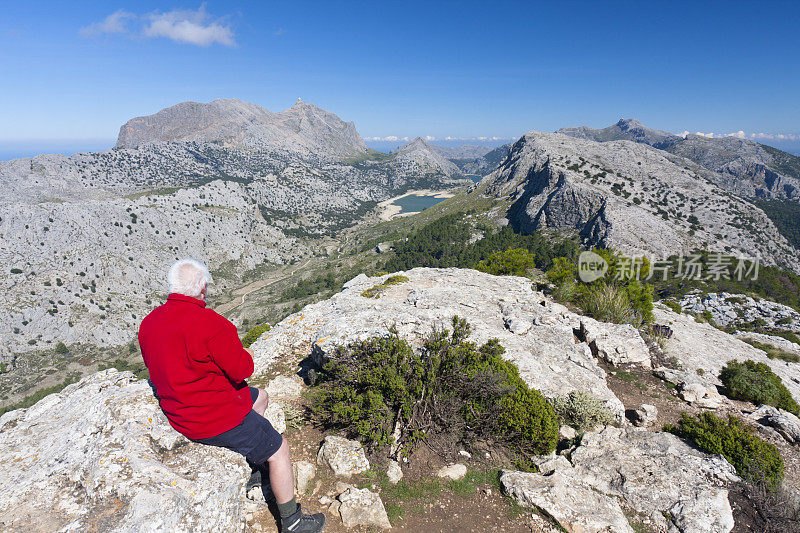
267;436;294;506
253;388;269;417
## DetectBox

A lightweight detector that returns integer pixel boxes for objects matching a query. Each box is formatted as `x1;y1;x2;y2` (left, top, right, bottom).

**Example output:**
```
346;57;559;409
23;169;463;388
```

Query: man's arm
207;321;254;383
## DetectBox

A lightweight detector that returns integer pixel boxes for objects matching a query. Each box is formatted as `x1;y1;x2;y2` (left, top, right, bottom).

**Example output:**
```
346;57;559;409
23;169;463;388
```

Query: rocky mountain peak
115;98;367;158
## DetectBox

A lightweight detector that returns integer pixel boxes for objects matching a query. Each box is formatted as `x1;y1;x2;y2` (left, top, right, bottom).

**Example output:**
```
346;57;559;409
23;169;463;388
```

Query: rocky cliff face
477;132;799;271
116;98;368;158
558;119;800;200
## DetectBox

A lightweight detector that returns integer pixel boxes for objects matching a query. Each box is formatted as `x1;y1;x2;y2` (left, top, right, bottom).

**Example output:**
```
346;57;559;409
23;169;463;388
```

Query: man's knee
253;388;269;416
267;436;289;463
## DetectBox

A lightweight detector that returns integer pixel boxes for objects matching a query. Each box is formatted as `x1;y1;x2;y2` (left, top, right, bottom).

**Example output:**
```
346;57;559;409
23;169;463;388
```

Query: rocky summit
474;131;798;271
559;118;800;200
116;98;368;158
3;268;798;532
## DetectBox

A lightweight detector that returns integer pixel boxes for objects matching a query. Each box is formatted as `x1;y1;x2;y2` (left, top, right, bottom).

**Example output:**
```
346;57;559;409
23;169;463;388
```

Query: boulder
501;470;633;533
751;405;800;445
293;461;317;495
316;436;370;477
436;463;467;481
631;404;658;427
0;369;248;531
578;319;652;368
265;402;286;434
570;427;738;532
337;487;391;529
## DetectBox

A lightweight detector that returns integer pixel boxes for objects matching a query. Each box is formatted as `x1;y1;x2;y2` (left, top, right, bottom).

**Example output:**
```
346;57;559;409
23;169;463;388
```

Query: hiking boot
281;504;326;533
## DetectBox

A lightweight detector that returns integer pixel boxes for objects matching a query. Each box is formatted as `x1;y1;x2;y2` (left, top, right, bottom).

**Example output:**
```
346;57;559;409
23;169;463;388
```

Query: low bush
665;412;784;490
740;339;800;364
476;248;538;277
242;323;271;348
719;360;799;415
54;342;69;355
545;249;654;326
550;390;617;431
310;317;558;460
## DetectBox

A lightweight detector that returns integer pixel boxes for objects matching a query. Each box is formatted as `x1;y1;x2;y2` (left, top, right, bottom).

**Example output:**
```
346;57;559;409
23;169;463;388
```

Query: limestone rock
751;405;800;445
631;404;658;427
293;461;317;495
436;463;467;481
570;427;738;532
652;306;800;405
252;268;627;420
501;469;634;533
316;436;370;477
530;454;572;475
578;319;652;368
265;402;286;434
0;369;248;531
677;382;724;409
266;375;305;403
559;425;577;440
386;460;403;484
337;487;391;529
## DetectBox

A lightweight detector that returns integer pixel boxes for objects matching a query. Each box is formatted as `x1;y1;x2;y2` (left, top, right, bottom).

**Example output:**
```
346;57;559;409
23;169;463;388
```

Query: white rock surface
631;404;658;427
750;404;800;445
0;369;248;531
337;487;392;529
265;402;286;434
252;268;633;417
653;306;800;403
570;427;738;532
316;436;370;477
501;469;633;533
293;461;317;496
436;463;467;481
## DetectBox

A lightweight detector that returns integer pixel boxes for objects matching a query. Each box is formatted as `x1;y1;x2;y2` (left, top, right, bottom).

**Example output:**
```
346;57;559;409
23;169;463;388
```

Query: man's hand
244;347;254;357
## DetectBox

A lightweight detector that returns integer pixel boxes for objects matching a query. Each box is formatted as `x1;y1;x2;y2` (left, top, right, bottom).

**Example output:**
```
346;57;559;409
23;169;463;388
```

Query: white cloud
79;9;135;37
144;6;235;47
425;135;436;141
80;5;235;47
727;130;746;139
750;132;800;141
678;129;800;142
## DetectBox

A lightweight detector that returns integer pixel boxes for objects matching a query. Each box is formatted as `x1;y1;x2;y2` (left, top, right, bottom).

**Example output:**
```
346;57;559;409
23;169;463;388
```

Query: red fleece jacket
138;293;254;439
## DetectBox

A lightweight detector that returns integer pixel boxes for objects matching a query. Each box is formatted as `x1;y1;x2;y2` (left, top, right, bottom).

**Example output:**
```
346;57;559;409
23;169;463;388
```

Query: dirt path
216;257;314;314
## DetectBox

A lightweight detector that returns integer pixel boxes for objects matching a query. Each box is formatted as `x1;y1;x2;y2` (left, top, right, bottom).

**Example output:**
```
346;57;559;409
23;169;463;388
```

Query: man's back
138;293;254;439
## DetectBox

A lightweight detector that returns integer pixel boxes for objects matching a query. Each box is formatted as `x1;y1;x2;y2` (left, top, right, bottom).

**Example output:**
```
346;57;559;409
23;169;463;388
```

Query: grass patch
740;338;800;363
360;274;409;298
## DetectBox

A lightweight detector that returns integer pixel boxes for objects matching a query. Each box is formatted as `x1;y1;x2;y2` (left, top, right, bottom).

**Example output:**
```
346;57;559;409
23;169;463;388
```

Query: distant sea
0;140;115;162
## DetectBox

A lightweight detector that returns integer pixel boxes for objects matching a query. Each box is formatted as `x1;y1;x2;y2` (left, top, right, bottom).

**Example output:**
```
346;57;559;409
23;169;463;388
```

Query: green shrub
10;268;22;274
719;360;799;415
551;390;617;431
476;248;538;277
663;300;683;314
665;412;784;490
54;342;69;355
242;323;271;348
310;317;558;459
740;339;800;363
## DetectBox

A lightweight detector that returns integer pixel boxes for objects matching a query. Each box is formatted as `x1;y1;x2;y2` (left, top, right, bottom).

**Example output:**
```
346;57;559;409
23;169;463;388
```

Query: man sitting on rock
138;258;325;533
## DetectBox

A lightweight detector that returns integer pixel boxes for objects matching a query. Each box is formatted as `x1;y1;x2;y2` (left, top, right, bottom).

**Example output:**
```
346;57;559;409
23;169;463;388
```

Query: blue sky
1;1;799;156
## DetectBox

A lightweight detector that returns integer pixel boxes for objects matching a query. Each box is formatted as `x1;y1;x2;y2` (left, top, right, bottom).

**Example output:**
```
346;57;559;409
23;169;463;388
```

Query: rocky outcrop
501;469;634;533
0;369;247;531
652;305;800;404
504;427;738;532
750;405;800;445
251;268;634;418
680;291;800;333
479;132;798;272
558;118;681;150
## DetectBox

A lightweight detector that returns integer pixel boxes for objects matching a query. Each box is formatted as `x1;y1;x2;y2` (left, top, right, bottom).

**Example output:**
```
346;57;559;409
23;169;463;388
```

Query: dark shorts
193;386;283;464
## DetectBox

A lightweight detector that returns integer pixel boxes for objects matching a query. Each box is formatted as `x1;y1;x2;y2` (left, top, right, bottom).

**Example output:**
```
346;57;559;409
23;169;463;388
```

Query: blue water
392;194;448;213
467;174;482;183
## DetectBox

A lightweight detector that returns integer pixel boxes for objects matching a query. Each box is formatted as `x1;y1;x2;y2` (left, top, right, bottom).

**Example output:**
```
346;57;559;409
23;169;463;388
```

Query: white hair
167;258;212;298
